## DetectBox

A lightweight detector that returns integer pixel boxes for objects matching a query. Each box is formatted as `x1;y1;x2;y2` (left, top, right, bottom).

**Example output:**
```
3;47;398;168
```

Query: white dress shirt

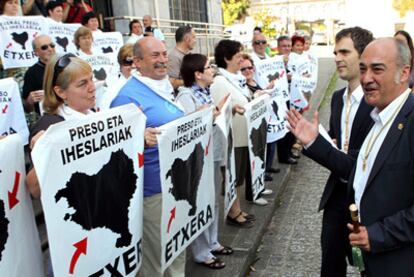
353;89;411;210
340;85;364;151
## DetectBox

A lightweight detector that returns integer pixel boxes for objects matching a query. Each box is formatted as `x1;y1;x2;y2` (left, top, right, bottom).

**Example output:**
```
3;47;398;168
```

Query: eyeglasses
204;64;217;71
40;43;56;51
52;53;76;86
122;58;134;66
241;66;254;72
254;40;267;45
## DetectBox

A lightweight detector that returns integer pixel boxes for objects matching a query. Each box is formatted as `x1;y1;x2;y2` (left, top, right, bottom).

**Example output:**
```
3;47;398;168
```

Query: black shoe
280;157;298;165
264;174;273;181
291;153;300;159
266;167;280;174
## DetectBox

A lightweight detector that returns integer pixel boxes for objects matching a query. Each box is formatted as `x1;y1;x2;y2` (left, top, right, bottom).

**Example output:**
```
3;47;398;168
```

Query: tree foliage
253;11;279;39
222;0;250;26
393;0;414;17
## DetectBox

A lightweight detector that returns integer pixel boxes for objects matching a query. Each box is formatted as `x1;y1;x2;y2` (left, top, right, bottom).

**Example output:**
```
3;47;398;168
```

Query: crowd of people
2;1;414;276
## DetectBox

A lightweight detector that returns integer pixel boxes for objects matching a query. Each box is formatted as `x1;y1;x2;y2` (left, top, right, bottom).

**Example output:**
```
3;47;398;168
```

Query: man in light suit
287;37;414;276
309;27;374;277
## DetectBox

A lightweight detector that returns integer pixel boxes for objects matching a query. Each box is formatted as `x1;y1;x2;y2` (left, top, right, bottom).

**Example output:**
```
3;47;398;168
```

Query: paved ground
248;74;361;276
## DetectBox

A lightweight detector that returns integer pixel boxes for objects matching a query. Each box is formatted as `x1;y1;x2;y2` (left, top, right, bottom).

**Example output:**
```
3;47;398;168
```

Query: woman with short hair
210;39;258;228
176;53;233;269
74;26;94;56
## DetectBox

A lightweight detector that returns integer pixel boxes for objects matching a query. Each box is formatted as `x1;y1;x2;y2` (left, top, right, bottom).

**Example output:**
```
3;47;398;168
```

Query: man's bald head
133;37;168;80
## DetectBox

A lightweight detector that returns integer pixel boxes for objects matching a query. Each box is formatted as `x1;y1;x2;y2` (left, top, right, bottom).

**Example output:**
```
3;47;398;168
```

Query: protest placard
157;108;214;270
244;94;270;200
0;134;44;277
0;78;29;144
214;96;237;218
32;104;146;276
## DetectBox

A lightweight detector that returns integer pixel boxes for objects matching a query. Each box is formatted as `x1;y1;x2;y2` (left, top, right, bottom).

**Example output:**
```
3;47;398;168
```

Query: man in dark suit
311;27;374;277
287;37;414;276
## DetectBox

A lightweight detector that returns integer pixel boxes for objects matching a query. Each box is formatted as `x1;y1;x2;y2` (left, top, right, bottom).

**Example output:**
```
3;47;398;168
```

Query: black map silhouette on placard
166;142;204;216
55;37;69;52
93;68;107;81
227;126;234;183
11;32;28;50
249;117;267;168
0;199;9;262
102;46;113;53
55;150;137;248
271;101;280;121
267;72;279;83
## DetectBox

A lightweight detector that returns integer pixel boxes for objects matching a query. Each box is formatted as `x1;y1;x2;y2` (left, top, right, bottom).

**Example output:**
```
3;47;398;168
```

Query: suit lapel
332;88;345;147
363;94;414;191
349;99;373;149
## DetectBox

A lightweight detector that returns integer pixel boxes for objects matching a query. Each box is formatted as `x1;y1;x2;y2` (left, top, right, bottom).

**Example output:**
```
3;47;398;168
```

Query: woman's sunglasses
52;53;76;86
122;58;134;66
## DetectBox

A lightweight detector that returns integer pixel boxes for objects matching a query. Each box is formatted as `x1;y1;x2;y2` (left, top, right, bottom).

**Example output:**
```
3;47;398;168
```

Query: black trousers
320;184;353;277
277;132;295;162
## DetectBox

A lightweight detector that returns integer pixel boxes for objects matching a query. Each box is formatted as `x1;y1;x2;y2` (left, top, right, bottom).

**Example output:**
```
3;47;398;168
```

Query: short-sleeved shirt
168;47;186;79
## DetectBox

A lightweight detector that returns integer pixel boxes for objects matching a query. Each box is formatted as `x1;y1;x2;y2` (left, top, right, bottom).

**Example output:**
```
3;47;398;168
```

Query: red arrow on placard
205;136;211;156
138;152;144;168
6;43;12;49
167;207;176;233
280;70;285;78
2;105;8;114
252;160;255;172
69;237;88;275
8;171;20;210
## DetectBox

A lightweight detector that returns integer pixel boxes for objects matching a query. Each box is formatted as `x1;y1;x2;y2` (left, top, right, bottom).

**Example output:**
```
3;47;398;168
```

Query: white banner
254;55;288;90
157;108;215;271
0;78;29;145
0;16;46;69
46;21;81;54
288;52;318;110
92;32;123;56
32;104;146;276
254;56;290;142
0;134;44;277
266;88;289;143
244;95;270;200
214;96;237;218
83;54;119;85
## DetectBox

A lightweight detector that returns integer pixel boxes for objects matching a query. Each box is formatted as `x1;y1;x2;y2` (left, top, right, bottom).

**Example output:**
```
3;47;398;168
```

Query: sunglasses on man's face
254;40;267;45
241;66;254;72
52;53;76;86
40;43;55;51
122;58;134;66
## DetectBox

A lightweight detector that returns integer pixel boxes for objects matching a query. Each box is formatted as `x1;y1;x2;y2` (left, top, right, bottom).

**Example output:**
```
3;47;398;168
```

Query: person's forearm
62;4;70;21
22;0;34;15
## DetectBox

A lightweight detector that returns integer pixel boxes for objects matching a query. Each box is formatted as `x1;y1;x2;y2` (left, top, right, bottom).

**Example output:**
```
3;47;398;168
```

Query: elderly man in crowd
287;37;414;276
250;32;269;63
168;25;196;90
143;14;165;42
22;34;56;115
110;37;186;277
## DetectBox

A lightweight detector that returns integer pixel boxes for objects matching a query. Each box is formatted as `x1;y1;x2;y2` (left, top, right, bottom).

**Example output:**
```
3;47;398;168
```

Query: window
169;0;208;23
